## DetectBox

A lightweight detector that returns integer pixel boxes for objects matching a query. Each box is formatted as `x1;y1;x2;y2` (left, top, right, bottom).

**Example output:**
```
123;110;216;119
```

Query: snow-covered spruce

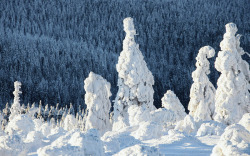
162;90;186;122
188;46;216;122
9;81;22;120
211;124;250;156
113;17;155;130
214;23;250;125
63;114;77;131
84;72;112;134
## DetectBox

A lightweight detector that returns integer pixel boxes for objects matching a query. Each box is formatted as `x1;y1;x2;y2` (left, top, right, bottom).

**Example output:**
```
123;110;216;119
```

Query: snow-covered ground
1;113;249;156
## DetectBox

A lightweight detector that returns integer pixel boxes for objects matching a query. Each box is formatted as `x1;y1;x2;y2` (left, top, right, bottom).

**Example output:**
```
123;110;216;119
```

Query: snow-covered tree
188;46;216;121
3;103;10;120
63;114;77;131
37;102;44;119
113;17;155;130
68;103;75;115
9;81;22;120
84;72;112;134
214;23;250;125
161;90;186;122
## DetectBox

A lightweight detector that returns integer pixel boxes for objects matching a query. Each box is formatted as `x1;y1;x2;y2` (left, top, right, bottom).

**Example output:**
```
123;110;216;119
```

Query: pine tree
37;101;44;119
44;104;49;121
113;17;155;130
25;103;30;114
188;46;216;121
3;103;10;121
68;103;75;115
214;23;250;125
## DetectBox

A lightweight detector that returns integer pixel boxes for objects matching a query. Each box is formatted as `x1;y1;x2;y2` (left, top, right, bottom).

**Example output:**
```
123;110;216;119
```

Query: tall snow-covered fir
188;46;216;121
113;17;155;130
214;23;250;125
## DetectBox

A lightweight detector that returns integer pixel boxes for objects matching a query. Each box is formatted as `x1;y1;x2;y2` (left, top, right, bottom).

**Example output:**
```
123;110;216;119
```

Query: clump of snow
38;129;104;156
175;115;197;135
83;129;104;155
0;134;25;156
214;23;250;125
188;46;216;121
114;144;159;156
162;90;186;122
24;131;45;153
84;72;112;134
131;121;161;140
127;105;151;127
239;113;250;132
211;124;250;156
150;108;176;130
101;127;141;155
113;17;155;131
196;121;226;137
5;114;34;136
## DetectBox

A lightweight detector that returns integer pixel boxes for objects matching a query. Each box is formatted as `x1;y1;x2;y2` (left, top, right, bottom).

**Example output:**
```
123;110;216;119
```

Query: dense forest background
0;0;249;111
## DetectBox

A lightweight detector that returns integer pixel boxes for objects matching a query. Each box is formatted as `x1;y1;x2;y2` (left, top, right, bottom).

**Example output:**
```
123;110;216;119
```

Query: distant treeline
0;0;249;111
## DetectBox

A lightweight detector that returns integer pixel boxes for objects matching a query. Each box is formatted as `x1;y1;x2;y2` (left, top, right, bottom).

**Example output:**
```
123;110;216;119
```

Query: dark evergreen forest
0;0;249;111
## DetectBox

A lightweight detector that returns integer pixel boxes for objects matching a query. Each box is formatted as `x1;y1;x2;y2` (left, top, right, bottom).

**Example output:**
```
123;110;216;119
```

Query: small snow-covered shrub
175;115;197;135
196;121;226;136
63;114;77;131
211;124;250;156
162;90;186;122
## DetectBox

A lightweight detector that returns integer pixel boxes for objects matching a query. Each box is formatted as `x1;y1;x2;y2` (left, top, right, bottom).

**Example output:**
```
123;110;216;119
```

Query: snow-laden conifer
162;90;186;122
84;72;112;134
9;81;22;120
113;17;155;130
188;46;216;121
214;23;250;125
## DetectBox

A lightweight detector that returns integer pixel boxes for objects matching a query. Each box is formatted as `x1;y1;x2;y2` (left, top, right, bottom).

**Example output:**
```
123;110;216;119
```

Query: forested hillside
0;0;249;110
